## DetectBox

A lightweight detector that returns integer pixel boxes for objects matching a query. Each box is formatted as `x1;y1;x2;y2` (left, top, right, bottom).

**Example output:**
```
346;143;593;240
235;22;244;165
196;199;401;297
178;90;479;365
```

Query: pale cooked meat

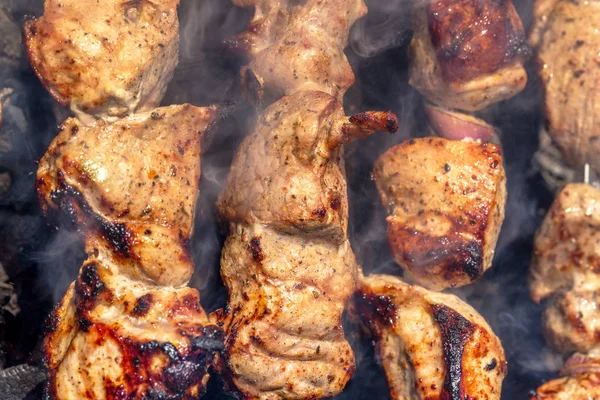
530;354;600;400
38;104;223;399
543;290;600;354
373;137;506;291
409;0;529;112
529;184;600;303
24;0;180;125
529;0;600;175
353;274;507;400
37;104;216;287
228;0;367;102
214;90;398;399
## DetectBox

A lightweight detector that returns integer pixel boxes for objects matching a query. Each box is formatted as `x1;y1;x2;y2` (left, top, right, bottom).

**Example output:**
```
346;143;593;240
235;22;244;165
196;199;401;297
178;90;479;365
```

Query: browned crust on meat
431;304;476;400
427;0;530;83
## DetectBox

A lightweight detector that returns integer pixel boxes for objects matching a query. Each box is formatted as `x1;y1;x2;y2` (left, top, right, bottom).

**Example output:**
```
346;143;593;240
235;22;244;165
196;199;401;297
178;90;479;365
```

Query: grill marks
431;304;476;400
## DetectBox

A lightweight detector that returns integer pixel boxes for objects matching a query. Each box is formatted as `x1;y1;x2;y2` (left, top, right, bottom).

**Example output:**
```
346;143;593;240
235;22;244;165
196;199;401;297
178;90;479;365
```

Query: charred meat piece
529;184;600;304
530;0;600;176
353;274;507;400
228;0;367;102
409;0;529;112
530;354;600;400
24;0;180;125
373;137;506;291
37;104;216;287
38;104;223;399
214;90;397;399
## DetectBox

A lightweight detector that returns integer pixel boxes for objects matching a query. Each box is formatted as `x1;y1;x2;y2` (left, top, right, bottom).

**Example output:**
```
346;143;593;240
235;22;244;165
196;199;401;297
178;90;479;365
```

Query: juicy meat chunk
530;354;600;400
530;0;600;175
543;290;600;354
24;0;180;125
45;243;223;400
214;90;397;399
373;137;506;291
529;184;600;303
37;104;216;287
409;0;529;111
39;104;222;399
353;274;507;400
228;0;367;102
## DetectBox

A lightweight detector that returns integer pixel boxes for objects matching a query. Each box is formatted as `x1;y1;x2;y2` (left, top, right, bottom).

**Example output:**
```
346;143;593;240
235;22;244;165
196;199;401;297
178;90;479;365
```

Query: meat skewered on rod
24;0;180;125
215;0;399;398
529;182;600;399
353;274;507;400
38;105;223;399
530;0;600;183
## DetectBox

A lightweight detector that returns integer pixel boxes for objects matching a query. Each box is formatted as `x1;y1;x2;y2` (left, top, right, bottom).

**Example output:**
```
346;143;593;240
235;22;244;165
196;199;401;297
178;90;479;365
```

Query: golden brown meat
530;354;600;400
529;184;600;304
24;0;180;125
214;90;398;399
353;274;507;400
38;105;223;399
543;290;600;355
228;0;367;102
373;137;506;291
530;0;600;176
409;0;529;111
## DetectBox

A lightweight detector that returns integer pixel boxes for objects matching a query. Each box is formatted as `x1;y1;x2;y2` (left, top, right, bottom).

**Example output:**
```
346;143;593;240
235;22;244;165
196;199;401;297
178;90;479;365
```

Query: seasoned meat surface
214;90;397;399
530;184;600;303
543;290;600;354
37;105;216;287
228;0;367;102
373;137;506;291
409;0;529;111
530;0;600;175
38;105;223;399
24;0;180;125
354;274;507;400
530;354;600;400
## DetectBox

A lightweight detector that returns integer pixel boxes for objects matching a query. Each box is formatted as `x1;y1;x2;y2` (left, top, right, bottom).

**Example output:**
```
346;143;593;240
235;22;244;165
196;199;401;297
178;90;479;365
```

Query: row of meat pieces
23;0;599;398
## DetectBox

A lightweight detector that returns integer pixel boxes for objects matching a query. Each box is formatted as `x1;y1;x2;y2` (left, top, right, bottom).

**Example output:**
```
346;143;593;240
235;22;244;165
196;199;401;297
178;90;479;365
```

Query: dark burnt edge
431;304;476;400
132;293;154;317
48;170;135;257
97;322;222;399
392;225;485;282
351;290;397;329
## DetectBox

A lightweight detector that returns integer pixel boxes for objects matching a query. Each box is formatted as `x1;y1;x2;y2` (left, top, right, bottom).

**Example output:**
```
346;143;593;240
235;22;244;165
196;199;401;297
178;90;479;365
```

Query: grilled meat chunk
543;290;600;354
24;0;180;125
530;354;600;400
37;105;216;287
228;0;367;102
38;104;223;399
409;0;529;111
530;184;600;303
530;0;600;175
215;90;397;399
354;274;507;400
373;137;506;291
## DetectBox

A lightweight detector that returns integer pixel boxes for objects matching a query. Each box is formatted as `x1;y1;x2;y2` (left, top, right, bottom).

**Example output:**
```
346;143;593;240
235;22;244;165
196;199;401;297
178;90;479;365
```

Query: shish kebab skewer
351;1;532;398
213;0;398;398
529;163;600;399
25;1;223;398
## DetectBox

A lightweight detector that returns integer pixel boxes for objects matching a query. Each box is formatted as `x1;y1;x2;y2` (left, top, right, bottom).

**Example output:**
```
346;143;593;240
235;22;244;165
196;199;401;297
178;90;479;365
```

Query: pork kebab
529;183;600;399
353;2;530;398
213;0;398;398
372;0;528;291
530;0;600;190
26;1;223;398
